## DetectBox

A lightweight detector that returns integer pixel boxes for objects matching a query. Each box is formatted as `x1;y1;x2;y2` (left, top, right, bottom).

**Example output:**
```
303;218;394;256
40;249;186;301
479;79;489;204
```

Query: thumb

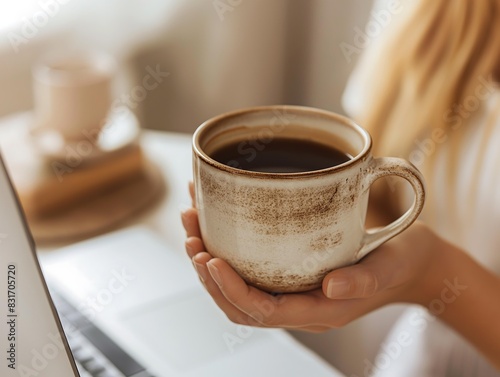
322;263;389;299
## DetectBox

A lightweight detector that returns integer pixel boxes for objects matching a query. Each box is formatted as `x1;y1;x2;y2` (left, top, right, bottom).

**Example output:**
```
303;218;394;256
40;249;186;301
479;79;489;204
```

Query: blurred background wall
0;0;372;132
0;1;410;376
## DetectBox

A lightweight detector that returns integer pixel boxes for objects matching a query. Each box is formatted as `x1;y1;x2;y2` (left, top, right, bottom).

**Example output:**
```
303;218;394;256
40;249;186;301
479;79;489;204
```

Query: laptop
0;153;342;377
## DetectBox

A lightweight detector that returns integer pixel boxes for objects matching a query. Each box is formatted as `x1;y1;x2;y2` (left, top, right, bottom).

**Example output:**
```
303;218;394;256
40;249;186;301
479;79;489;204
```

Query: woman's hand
181;184;442;332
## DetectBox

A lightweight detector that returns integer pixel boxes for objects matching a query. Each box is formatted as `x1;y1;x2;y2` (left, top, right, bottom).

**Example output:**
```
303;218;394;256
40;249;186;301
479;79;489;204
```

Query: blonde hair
358;0;500;217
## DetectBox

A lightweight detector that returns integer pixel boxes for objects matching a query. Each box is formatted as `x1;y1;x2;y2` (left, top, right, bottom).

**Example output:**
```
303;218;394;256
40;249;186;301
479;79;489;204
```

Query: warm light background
0;1;374;132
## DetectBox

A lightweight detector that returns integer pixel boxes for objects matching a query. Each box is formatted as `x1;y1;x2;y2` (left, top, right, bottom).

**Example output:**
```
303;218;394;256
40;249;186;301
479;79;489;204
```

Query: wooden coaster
27;160;166;246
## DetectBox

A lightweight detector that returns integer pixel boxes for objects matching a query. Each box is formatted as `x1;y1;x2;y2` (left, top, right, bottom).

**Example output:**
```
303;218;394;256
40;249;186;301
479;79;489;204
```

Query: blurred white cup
32;52;115;141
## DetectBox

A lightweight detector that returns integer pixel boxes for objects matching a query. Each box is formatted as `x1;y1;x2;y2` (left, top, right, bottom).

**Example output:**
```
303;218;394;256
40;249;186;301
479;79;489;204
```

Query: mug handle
356;157;426;260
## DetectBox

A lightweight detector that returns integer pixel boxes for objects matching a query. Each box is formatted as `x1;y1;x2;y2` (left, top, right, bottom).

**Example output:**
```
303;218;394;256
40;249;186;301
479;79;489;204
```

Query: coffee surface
210;137;351;173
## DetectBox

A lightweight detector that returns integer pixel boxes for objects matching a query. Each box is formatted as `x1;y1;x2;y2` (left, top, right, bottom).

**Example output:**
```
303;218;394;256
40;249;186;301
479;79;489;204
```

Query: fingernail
192;259;206;283
185;242;193;255
327;279;350;298
207;262;223;288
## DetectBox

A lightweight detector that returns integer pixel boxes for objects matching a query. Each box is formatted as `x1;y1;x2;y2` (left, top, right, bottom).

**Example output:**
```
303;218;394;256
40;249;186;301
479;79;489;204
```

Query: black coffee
210;137;351;173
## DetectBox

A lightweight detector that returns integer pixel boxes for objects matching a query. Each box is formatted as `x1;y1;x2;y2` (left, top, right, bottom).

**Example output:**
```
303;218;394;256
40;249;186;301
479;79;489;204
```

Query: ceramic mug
32;52;115;141
192;106;425;293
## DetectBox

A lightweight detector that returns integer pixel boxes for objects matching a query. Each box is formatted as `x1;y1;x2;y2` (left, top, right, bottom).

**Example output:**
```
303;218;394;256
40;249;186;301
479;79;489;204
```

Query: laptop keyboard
50;290;155;377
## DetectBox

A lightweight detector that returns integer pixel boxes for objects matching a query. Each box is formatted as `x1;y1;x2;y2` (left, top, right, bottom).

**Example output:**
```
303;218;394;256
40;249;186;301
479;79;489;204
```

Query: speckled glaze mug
193;106;425;293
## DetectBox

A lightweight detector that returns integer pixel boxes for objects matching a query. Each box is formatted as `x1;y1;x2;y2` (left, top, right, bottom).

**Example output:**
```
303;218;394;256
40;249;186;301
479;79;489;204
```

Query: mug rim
193;105;372;178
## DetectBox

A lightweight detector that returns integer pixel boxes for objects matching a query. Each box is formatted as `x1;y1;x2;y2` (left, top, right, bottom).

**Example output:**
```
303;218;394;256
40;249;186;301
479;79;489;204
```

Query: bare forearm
422;241;500;369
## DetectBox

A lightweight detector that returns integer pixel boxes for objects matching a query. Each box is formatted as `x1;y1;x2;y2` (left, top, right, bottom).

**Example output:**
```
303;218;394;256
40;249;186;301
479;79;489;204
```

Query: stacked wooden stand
0;114;164;245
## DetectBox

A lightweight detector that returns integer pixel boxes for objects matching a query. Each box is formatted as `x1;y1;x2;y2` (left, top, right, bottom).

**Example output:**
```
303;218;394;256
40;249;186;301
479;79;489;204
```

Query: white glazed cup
193;106;425;293
32;52;115;141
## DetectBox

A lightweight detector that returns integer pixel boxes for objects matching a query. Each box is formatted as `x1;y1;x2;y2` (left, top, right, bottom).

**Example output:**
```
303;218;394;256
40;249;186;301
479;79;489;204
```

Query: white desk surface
116;130;195;258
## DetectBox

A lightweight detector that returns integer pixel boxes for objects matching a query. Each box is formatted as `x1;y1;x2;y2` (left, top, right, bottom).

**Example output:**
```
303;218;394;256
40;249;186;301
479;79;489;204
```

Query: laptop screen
0;155;79;377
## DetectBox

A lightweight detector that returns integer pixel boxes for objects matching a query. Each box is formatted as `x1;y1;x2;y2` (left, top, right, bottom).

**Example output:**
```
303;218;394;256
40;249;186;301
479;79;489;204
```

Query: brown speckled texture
200;167;365;232
198;163;368;292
